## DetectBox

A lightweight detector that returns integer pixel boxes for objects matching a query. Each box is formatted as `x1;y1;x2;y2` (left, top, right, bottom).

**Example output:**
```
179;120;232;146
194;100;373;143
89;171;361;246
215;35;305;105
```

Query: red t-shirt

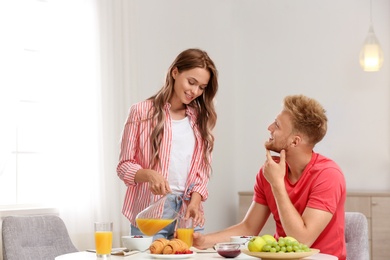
254;152;346;260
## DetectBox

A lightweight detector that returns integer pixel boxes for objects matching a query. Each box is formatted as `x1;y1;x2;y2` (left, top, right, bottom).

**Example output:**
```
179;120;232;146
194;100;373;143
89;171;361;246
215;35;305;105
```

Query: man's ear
292;135;302;147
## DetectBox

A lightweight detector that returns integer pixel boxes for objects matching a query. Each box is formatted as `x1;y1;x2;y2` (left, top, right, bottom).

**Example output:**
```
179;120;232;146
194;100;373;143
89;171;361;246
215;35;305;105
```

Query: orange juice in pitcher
135;194;180;236
136;218;175;236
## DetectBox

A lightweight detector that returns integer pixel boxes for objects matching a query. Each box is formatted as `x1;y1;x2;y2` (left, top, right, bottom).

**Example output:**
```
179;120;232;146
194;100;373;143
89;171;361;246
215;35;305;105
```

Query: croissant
162;238;189;254
149;238;170;254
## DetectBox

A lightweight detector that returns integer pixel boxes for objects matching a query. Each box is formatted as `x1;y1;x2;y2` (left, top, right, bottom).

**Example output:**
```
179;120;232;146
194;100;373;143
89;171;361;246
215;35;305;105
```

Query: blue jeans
131;193;204;240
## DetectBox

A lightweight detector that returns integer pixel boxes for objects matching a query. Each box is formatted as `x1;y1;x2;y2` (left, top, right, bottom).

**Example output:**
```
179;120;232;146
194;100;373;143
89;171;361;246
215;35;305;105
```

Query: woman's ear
171;67;178;79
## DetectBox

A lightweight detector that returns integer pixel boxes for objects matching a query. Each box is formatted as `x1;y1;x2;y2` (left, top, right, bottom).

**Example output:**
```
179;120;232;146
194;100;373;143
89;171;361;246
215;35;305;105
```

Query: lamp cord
370;0;373;25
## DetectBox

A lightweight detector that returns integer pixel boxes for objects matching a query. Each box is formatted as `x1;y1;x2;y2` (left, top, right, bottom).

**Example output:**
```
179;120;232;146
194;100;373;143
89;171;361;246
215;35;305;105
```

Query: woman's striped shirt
117;99;211;226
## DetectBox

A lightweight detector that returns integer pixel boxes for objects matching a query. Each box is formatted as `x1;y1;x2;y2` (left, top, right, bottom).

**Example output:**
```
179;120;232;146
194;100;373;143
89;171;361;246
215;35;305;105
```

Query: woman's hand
184;192;204;227
185;203;205;227
148;170;171;195
135;169;171;195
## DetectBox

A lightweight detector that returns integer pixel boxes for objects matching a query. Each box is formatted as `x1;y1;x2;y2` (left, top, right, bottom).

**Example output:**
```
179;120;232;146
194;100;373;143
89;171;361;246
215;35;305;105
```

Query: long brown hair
148;48;218;172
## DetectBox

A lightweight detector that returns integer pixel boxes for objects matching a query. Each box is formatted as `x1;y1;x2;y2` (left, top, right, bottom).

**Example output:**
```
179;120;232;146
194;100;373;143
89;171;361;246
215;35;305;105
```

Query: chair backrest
2;215;78;260
345;212;370;260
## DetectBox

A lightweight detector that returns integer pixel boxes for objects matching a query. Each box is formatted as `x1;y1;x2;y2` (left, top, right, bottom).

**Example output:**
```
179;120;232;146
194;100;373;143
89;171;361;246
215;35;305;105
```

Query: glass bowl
214;242;241;258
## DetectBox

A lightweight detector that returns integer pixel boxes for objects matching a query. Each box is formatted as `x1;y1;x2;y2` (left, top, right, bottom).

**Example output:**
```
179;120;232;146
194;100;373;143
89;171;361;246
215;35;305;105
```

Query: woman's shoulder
131;99;153;109
128;99;154;119
130;99;154;112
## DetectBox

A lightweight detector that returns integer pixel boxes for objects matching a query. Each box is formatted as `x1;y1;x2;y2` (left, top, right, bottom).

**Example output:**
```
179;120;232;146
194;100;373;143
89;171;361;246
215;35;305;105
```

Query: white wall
121;0;390;232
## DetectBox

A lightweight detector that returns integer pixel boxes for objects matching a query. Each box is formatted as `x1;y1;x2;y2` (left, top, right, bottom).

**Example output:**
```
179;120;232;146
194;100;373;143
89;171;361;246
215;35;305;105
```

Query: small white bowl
230;236;253;245
121;235;153;251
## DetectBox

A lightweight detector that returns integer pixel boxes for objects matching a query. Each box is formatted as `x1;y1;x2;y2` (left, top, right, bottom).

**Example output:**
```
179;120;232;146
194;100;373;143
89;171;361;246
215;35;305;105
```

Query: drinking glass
94;222;113;258
176;217;194;247
135;194;181;236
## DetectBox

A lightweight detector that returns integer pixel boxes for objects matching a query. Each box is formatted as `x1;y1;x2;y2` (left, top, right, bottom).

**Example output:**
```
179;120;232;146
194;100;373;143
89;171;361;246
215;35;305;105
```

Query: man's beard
265;140;289;154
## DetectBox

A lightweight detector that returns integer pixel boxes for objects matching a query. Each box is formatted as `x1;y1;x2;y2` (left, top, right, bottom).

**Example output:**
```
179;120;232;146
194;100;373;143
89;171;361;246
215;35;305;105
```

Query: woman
117;48;219;239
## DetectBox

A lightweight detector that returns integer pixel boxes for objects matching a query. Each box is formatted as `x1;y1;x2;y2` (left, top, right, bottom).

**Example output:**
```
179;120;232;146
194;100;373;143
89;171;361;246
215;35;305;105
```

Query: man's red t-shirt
254;152;346;260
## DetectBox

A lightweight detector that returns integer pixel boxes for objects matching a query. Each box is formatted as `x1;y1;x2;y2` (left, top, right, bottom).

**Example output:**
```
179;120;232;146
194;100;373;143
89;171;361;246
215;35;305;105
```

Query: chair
2;215;78;260
345;212;370;260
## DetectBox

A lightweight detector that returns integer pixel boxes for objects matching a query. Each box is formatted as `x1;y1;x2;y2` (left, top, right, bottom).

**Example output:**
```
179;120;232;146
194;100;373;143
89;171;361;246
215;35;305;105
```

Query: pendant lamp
359;0;383;72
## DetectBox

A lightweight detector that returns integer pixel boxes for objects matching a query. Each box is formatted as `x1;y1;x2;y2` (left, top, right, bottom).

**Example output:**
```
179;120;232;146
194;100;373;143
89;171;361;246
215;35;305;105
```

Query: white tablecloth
55;250;338;260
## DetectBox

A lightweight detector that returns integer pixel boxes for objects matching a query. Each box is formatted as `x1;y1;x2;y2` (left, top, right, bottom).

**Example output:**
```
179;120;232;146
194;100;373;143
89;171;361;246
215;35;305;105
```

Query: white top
168;116;195;194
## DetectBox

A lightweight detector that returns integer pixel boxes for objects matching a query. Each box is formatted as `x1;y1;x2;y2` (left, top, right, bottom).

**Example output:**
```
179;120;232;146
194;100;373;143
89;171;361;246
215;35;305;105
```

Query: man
193;95;346;259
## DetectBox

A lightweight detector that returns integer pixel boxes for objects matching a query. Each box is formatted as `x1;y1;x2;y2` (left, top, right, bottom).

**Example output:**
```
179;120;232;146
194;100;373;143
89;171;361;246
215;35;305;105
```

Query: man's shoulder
310;153;344;178
308;154;346;194
313;153;341;168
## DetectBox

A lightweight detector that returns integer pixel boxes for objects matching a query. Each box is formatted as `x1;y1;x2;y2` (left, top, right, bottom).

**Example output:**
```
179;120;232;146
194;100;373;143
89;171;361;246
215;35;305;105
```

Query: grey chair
2;215;78;260
345;212;370;260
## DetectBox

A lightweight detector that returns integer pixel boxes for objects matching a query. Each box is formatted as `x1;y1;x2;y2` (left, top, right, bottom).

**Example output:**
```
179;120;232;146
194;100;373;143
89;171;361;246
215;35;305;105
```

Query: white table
55;250;338;260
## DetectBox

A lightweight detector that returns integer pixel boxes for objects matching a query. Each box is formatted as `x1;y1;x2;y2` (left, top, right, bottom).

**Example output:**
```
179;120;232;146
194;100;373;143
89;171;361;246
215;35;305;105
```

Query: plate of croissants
148;238;196;258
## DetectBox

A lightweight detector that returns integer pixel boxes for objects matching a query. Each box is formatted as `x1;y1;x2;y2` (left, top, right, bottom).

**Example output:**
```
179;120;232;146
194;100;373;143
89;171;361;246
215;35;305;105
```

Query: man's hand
263;149;286;189
193;232;206;249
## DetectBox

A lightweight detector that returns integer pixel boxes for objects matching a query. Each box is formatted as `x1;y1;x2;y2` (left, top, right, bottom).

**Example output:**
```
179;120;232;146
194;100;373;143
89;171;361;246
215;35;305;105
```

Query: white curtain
0;0;136;251
9;0;133;250
58;0;133;250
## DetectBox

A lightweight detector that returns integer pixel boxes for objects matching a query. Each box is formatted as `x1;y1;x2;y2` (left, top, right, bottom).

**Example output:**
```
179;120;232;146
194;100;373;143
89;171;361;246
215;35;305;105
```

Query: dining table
55;248;338;260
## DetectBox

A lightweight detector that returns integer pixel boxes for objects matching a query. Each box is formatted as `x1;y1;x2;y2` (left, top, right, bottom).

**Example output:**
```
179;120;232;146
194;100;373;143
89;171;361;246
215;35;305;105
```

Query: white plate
191;247;215;253
241;248;320;260
149;251;196;259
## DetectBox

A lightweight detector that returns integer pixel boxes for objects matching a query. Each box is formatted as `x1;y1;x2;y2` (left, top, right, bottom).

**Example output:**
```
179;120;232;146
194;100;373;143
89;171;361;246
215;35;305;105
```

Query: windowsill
0;204;58;218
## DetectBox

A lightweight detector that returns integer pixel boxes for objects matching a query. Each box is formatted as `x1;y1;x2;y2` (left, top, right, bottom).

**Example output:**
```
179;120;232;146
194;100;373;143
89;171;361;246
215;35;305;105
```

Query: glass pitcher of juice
135;194;181;236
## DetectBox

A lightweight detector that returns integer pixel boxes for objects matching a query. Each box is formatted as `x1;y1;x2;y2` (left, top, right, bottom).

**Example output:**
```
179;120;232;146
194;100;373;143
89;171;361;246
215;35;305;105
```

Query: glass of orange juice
135;194;180;236
176;217;194;247
94;222;113;258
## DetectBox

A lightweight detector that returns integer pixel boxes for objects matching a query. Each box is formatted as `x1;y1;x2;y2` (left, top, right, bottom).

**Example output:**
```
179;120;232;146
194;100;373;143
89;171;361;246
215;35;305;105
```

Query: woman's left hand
185;203;205;227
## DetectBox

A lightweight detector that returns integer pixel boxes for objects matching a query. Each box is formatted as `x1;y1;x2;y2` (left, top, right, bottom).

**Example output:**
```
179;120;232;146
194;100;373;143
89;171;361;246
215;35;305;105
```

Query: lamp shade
359;25;384;71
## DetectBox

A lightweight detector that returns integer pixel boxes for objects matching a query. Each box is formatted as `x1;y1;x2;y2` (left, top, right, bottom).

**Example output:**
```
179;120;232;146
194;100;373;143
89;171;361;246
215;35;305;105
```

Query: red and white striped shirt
117;99;211;226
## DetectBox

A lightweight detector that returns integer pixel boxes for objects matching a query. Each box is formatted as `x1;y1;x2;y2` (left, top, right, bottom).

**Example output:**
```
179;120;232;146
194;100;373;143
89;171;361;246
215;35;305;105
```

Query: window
0;0;100;207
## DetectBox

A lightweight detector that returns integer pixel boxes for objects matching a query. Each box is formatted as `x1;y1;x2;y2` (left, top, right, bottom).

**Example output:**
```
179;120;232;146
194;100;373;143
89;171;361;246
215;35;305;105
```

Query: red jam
217;249;241;258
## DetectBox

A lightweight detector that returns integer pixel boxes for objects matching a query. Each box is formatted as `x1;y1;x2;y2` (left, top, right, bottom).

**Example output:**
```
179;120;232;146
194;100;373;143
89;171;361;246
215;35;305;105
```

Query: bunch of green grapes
262;237;311;253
